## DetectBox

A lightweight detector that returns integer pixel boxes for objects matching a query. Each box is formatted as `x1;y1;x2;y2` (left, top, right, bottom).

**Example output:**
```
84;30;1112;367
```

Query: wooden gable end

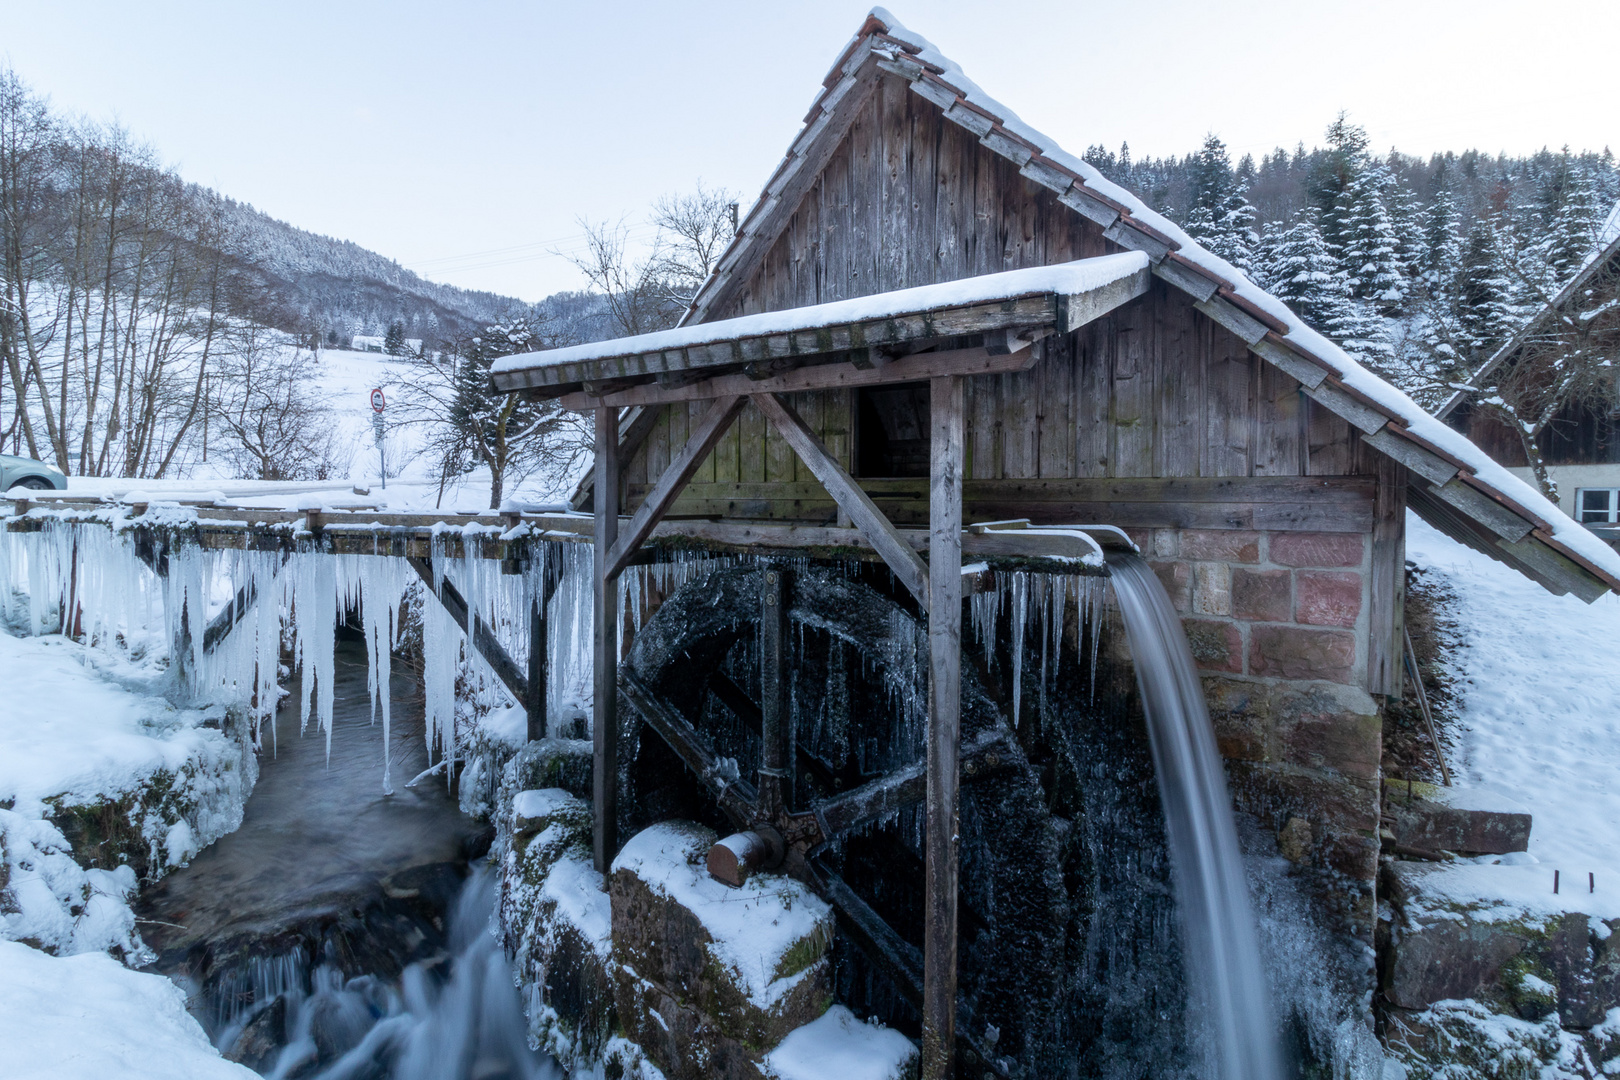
620;72;1367;533
714;73;1111;318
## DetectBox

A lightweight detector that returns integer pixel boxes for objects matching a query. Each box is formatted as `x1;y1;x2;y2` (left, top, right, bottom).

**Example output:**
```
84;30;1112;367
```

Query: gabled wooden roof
540;8;1620;601
1437;198;1620;421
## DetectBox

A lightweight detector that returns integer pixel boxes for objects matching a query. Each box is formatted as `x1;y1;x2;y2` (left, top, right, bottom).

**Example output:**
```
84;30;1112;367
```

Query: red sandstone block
1249;625;1356;682
1231;568;1291;623
1150;561;1190;613
1296;571;1362;627
1178;529;1260;563
1184;619;1243;674
1269;532;1364;568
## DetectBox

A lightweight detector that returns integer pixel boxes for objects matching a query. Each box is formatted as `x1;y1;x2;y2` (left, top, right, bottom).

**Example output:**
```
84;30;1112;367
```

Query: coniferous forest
1083;117;1619;409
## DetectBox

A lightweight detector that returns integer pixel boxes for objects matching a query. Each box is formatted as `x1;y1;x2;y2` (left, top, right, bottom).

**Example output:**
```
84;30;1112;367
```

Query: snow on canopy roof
490;251;1149;379
1439;196;1620;422
663;6;1620;597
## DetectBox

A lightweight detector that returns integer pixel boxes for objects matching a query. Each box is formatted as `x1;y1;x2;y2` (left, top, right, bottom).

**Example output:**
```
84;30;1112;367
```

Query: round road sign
370;388;386;413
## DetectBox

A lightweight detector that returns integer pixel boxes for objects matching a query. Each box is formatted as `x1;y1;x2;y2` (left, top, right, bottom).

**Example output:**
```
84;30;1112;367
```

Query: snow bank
1404;513;1620;921
0;631;253;956
762;1005;919;1080
0;939;257;1080
0;634;244;819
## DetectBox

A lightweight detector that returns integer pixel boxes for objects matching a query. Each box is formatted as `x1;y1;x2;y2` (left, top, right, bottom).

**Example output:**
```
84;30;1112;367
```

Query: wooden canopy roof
489;252;1151;404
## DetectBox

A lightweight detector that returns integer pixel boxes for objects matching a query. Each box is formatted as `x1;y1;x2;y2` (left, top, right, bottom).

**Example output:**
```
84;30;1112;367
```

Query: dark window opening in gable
855;382;930;478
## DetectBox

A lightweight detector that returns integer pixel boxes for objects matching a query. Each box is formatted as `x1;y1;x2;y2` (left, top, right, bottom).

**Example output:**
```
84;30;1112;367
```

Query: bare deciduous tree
208;326;347;480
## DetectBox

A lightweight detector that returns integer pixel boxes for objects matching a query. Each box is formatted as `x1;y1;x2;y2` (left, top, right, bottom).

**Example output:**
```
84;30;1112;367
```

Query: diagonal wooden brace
602;394;746;579
751;391;931;609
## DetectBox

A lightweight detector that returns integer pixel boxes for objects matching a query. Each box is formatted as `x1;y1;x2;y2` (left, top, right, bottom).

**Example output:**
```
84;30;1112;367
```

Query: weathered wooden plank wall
621;71;1362;513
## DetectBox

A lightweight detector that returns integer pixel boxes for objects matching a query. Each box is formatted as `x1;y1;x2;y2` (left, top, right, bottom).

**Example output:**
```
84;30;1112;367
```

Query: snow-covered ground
0;939;257;1080
0;631;255;954
1405;513;1620;922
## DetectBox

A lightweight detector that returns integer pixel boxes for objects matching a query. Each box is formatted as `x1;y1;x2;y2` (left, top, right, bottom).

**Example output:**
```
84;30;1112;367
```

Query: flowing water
137;634;553;1078
1107;553;1286;1080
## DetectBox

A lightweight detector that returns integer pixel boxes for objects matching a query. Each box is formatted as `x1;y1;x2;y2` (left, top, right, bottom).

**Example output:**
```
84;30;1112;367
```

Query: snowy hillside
1405;513;1620;921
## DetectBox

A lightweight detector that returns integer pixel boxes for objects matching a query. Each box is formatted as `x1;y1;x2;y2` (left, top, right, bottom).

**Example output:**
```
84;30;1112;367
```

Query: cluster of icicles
0;518;596;792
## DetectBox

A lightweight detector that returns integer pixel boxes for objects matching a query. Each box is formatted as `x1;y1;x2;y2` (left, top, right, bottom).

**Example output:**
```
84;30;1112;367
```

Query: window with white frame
1576;487;1620;524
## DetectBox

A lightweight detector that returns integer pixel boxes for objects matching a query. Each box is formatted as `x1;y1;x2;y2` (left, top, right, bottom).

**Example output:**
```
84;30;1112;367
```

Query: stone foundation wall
1130;526;1383;943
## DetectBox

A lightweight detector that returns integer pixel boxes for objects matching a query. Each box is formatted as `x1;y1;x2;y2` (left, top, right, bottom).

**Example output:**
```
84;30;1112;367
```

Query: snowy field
1406;513;1620;922
31;347;585;513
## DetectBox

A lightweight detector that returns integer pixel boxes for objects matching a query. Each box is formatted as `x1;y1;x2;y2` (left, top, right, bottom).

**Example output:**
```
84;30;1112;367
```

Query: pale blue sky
4;0;1616;302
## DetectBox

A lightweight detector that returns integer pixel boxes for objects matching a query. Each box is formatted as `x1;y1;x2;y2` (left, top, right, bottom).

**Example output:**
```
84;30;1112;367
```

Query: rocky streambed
136;634;549;1078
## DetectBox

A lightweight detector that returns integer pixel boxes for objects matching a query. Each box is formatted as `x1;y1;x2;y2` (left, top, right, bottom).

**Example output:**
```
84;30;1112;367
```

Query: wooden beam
593;407;620;874
1367;459;1407;698
559;342;1039;411
759;566;790;817
602;394;745;578
752;392;931;608
922;375;964;1080
1056;263;1151;332
405;557;530;705
525;559;563;742
620;670;758;829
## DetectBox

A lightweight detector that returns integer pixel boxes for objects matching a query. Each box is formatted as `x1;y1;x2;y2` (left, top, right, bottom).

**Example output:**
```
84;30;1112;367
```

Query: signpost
371;388;387;490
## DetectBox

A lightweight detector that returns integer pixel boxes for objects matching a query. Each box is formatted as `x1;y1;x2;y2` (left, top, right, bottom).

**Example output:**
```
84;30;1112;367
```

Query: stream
136;632;556;1078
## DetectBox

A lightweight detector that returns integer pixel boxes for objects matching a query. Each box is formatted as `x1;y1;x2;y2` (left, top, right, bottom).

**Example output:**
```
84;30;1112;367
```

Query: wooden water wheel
615;561;1076;1077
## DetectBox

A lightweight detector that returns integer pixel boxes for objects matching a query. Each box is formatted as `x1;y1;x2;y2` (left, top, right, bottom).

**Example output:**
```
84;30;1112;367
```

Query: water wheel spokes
619;665;1017;1078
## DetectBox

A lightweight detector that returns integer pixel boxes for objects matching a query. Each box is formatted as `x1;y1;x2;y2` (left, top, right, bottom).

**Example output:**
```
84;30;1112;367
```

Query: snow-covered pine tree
1180;134;1257;276
1387;179;1425;285
1264;215;1391;368
1455;221;1522;360
1333;166;1406;311
1420;181;1462;298
1541;169;1603;283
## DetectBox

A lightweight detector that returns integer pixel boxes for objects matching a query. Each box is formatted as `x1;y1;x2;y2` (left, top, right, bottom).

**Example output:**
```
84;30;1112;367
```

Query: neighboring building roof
539;8;1620;600
1437;197;1620;422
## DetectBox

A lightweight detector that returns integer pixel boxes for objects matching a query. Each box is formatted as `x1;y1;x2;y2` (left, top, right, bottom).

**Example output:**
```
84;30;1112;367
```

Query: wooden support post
758;566;790;817
753;391;930;609
594;407;620;874
922;375;964;1080
525;556;564;743
527;592;547;742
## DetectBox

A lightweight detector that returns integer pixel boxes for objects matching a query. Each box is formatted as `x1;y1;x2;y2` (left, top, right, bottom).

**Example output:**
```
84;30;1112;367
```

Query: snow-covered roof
1438;196;1620;422
490;252;1148;388
652;7;1620;599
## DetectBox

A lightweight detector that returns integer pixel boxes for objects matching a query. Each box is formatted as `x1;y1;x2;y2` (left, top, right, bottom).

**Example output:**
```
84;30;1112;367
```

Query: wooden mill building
491;11;1620;1078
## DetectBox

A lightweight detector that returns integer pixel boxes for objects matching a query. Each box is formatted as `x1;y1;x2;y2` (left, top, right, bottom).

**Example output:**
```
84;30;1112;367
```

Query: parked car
1;454;67;492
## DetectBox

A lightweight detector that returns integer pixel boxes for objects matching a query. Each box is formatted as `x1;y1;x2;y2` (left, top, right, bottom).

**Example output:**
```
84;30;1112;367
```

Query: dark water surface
139;636;480;953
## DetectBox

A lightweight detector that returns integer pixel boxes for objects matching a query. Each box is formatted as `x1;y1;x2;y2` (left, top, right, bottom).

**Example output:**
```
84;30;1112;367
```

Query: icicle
1010;572;1027;728
289;552;339;760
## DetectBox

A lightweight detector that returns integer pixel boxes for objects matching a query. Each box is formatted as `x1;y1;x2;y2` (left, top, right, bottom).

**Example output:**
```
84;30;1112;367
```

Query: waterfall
255;865;556;1080
1107;552;1285;1080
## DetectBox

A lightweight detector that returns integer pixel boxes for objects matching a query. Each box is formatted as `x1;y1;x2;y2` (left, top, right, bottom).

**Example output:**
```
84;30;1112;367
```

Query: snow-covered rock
609;820;835;1078
762;1005;919;1080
